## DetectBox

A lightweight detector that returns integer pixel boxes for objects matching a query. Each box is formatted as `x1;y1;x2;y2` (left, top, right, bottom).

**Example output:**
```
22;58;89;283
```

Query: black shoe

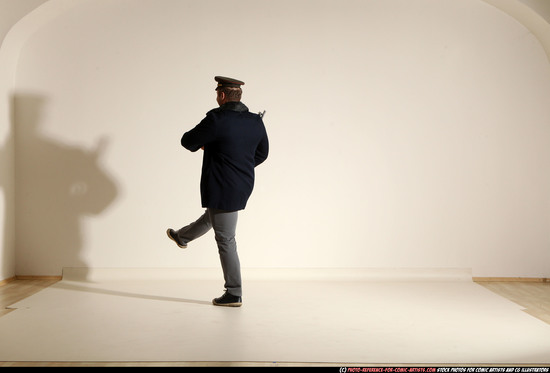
212;292;242;307
166;229;187;249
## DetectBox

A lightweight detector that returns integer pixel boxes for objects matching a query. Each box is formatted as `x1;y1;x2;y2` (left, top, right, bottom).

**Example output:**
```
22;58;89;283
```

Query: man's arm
254;130;269;166
181;116;216;152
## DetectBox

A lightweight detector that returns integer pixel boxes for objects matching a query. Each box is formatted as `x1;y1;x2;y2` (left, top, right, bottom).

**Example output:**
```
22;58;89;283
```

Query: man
167;76;269;307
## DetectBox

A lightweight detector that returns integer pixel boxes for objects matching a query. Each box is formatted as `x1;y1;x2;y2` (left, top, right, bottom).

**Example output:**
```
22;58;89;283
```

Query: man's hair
219;87;242;101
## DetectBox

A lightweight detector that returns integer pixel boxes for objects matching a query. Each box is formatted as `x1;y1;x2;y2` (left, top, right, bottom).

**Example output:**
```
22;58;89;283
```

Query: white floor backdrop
1;268;550;364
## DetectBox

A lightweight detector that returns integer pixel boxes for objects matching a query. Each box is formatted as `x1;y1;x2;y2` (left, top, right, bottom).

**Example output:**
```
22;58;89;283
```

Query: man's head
215;76;244;106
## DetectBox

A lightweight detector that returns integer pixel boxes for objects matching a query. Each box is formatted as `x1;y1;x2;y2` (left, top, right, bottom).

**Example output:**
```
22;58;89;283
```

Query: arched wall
0;0;53;281
484;0;550;62
3;0;550;278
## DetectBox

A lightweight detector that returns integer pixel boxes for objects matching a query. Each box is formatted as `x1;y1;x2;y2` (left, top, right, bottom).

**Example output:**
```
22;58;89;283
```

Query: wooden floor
0;278;549;367
475;280;550;325
0;278;60;318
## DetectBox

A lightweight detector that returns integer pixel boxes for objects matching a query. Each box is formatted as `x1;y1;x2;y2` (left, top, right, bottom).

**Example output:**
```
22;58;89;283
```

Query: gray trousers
176;209;241;297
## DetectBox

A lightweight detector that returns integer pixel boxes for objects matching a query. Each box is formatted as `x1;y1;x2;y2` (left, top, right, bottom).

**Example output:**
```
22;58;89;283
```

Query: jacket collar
219;101;249;113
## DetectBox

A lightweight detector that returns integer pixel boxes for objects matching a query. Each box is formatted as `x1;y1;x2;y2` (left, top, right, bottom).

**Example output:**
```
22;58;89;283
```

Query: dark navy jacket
181;101;269;211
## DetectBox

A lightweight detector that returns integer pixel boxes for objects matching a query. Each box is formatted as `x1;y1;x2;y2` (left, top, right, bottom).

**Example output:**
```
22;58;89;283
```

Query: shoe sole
166;229;187;249
212;300;242;307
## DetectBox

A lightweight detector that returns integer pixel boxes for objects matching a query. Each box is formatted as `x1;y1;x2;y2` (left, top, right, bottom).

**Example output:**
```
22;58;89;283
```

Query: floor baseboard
14;275;63;281
0;276;16;287
474;277;549;282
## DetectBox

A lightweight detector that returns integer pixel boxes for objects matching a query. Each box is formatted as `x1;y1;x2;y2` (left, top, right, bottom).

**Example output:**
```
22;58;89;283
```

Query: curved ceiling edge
0;0;78;90
482;0;550;63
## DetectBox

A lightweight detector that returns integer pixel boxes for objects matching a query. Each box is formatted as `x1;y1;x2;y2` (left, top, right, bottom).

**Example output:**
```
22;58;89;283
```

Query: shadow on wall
13;93;119;278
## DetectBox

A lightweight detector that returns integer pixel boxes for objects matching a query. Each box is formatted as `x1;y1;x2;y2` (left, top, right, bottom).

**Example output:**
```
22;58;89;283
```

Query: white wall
9;0;550;278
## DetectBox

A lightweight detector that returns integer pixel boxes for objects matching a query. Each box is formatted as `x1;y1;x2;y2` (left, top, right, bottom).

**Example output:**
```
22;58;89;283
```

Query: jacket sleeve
181;115;216;152
254;127;269;167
